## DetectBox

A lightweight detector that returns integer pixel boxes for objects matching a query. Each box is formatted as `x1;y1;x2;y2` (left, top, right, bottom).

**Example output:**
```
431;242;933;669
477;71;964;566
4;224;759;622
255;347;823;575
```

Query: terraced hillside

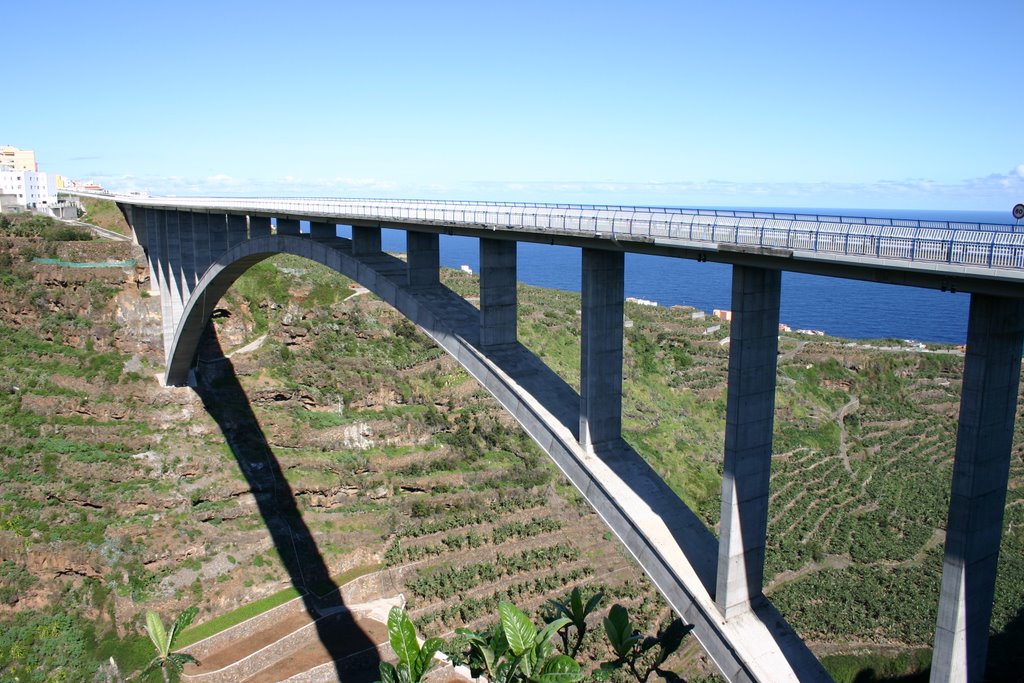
1;209;1022;681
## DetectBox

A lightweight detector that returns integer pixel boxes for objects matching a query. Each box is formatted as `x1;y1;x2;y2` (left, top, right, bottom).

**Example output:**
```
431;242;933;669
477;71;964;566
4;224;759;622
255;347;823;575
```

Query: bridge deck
77;192;1024;297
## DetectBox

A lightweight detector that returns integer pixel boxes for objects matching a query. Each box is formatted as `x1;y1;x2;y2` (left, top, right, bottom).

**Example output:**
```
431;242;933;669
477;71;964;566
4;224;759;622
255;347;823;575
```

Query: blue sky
7;1;1023;211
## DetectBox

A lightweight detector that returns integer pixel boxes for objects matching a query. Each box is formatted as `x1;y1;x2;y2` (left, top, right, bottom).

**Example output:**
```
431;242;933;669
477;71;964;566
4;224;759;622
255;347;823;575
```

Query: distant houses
0;145;57;210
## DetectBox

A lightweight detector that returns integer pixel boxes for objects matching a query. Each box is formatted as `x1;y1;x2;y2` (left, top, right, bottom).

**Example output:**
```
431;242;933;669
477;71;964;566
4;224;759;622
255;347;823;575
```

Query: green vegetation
0;213;93;241
78;196;131;235
376;606;445;683
453;602;582;683
175;586;303;649
141;607;199;683
1;221;1021;682
598;604;691;683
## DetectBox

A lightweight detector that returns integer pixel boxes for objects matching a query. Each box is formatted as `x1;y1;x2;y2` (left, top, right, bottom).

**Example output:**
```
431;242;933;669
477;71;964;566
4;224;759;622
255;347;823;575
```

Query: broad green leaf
377;661;398;683
455;627;485;642
547;598;571;621
490;622;510;659
584;591;604;618
536;616;572;650
167;652;200;673
170;606;199;647
145;610;169;657
534;654;583;683
569;587;583;618
603;605;640;659
516;648;537;679
387;607;420;670
495;660;517;683
499;601;536;657
415;637;445;679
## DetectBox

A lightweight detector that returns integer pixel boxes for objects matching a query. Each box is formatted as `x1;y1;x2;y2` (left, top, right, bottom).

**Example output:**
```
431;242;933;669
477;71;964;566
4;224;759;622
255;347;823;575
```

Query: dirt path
765;554;852;593
835;396;860;476
227;333;268;358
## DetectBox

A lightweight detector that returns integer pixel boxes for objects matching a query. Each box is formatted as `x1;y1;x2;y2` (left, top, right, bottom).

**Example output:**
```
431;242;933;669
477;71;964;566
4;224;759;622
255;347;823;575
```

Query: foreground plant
455;601;582;683
545;586;604;658
599;604;692;682
377;606;445;683
140;606;199;683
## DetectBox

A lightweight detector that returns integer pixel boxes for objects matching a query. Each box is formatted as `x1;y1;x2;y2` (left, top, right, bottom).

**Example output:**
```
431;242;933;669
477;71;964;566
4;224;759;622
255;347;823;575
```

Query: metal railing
71;192;1024;273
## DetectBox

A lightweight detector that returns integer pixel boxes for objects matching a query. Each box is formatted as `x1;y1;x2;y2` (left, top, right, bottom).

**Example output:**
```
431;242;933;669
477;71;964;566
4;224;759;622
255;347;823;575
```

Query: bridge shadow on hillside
191;323;381;682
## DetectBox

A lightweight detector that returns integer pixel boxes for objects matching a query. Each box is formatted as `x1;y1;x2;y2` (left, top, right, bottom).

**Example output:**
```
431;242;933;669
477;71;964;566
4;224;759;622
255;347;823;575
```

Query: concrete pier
176;211;195;298
580;248;624;451
154;210;179;359
227;214;247;247
140;208;161;296
250;216;271;238
407;231;439;288
930;294;1024;683
205;211;226;260
352;225;381;256
276;218;300;236
310;221;335;240
715;266;782;619
193;214;214;282
164;210;186;325
480;239;517;348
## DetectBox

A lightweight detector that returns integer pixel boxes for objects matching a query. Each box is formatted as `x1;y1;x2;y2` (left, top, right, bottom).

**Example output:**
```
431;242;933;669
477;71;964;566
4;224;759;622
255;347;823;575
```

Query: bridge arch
165;232;827;681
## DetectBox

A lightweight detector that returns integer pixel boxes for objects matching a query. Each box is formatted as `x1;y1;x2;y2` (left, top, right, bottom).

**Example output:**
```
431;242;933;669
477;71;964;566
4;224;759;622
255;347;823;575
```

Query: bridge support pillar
931;294;1024;683
716;265;781;619
205;213;226;263
176;211;195;299
352;225;381;255
276;218;300;236
191;213;212;285
580;248;624;451
136;207;161;296
480;239;517;348
249;215;271;238
407;231;440;288
165;211;187;325
227;214;248;247
310;221;336;240
153;210;181;360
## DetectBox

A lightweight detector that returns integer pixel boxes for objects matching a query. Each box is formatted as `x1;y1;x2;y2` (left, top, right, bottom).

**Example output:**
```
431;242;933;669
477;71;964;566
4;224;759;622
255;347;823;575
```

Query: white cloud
86;167;1024;212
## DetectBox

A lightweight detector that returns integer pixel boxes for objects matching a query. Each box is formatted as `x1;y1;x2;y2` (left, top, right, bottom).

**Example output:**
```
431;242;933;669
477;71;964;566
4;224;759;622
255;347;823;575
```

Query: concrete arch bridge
79;193;1024;683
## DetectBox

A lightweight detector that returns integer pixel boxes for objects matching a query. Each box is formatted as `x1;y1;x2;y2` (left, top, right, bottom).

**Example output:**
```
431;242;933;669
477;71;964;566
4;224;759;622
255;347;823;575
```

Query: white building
0;169;56;209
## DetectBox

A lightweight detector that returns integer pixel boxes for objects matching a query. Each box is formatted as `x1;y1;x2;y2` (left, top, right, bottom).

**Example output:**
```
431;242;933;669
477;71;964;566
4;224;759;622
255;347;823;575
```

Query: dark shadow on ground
191;322;381;682
986;601;1024;683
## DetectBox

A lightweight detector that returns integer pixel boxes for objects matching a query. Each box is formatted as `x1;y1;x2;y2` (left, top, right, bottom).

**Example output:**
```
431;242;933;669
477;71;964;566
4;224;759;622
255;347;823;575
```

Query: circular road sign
1015;203;1024;221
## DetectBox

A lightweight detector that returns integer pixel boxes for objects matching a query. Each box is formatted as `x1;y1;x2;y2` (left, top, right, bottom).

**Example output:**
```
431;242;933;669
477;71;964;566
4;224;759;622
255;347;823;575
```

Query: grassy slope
77;196;131;235
0;208;1022;679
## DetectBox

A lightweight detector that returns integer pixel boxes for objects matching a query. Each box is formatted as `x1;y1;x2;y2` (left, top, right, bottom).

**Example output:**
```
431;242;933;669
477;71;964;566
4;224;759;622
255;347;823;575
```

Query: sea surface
335;208;1020;345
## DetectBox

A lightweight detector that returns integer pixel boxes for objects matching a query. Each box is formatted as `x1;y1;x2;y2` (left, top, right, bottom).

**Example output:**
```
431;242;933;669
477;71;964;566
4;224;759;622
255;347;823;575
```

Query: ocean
337;208;1021;346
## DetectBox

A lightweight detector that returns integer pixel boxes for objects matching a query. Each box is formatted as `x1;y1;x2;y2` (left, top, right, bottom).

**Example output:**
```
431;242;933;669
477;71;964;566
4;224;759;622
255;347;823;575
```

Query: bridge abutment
931;294;1024;683
480;238;517;348
716;265;782;619
580;248;625;451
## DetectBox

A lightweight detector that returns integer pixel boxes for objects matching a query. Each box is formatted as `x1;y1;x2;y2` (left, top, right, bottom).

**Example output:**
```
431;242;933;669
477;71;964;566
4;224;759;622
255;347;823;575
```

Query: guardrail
69;192;1024;272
